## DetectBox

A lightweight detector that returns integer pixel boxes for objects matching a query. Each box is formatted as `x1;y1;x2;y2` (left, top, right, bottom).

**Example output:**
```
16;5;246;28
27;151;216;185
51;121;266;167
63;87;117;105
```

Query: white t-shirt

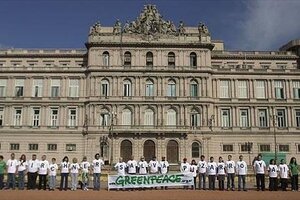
253;160;266;174
38;160;49;175
197;160;207;174
17;160;28;172
28;159;39;173
225;160;236;174
217;162;226;175
236;161;247;175
114;162;126;176
268;164;278;178
70;163;80;173
49;163;58;176
278;164;289;179
138;161;148;174
60;161;70;173
190;164;198;177
6;159;18;173
159;161;169;174
148;160;159;173
80;161;90;173
92;159;104;173
127;160;137;174
180;162;190;173
207;162;217;175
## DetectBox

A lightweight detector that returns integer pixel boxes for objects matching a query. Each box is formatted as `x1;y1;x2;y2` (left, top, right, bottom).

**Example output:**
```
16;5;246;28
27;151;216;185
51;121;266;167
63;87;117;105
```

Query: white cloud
236;0;300;50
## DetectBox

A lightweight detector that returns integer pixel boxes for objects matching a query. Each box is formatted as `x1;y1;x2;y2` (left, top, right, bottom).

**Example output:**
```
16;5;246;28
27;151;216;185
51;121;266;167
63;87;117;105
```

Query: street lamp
270;114;277;163
109;111;117;165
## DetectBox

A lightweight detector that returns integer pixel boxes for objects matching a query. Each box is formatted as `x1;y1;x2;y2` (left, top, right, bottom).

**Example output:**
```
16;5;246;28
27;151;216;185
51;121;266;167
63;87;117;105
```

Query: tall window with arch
123;79;132;96
122;109;132;126
190;52;197;68
100;110;110;127
190;109;201;128
191;142;202;158
168;52;175;67
124;51;131;67
101;79;109;97
190;80;198;97
145;80;154;96
146;52;153;67
167;109;177;126
144;109;154;126
167;80;176;97
102;51;110;66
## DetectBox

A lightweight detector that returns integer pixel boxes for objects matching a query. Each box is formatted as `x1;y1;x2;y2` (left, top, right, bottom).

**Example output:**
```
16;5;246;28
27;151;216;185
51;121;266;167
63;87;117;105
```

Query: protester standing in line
278;159;289;191
27;154;39;190
38;155;49;190
253;155;266;191
289;157;299;191
236;155;247;191
48;158;58;191
0;155;6;190
60;156;70;191
6;153;18;190
17;154;28;190
197;155;207;190
91;153;104;191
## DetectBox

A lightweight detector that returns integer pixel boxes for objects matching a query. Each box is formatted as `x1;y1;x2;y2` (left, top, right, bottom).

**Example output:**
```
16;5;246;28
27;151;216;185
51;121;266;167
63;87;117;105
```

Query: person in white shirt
207;156;217;190
70;157;80;191
138;156;148;175
17;154;28;190
38;155;49;190
278;159;289;191
48;158;58;191
197;155;207;190
148;156;159;174
114;157;126;176
60;156;70;191
159;156;169;190
92;153;104;191
268;159;278;191
190;159;198;190
225;155;236;191
253;154;266;191
180;158;190;189
80;156;90;191
127;156;138;175
6;153;18;190
27;154;39;190
217;157;226;191
236;155;247;191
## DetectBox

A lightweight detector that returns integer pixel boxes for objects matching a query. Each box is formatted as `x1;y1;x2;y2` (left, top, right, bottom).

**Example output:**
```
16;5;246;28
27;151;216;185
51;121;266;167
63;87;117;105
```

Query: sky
0;0;299;51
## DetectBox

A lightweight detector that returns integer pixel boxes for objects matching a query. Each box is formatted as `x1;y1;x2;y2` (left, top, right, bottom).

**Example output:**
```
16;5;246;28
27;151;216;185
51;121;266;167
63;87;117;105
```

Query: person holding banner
180;158;190;190
127;156;138;191
159;156;169;190
190;159;198;190
114;157;126;176
207;156;217;190
138;156;148;175
149;156;159;174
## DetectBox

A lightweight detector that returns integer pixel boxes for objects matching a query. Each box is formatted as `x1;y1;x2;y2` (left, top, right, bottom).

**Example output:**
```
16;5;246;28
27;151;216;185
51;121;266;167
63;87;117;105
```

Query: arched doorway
167;140;179;164
120;140;132;162
143;140;156;162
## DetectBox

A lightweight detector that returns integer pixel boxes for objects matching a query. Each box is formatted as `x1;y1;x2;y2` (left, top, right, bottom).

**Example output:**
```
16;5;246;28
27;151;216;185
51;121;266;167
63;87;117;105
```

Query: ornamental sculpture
89;21;101;36
198;22;210;36
178;21;186;35
113;19;122;35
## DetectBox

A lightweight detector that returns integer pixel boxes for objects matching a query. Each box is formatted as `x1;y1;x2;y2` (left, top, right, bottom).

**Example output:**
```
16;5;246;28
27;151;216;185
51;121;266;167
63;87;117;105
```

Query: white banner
108;173;194;189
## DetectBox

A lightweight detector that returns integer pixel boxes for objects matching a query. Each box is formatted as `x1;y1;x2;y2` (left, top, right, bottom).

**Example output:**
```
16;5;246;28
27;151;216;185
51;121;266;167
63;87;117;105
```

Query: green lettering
137;176;143;184
124;176;130;185
169;175;176;183
150;175;157;184
156;175;163;184
131;176;137;185
162;174;169;183
143;175;150;184
175;174;183;183
115;176;125;186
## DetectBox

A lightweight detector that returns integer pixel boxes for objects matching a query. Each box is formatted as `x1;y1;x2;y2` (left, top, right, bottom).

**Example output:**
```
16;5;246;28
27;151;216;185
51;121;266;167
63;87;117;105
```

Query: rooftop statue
89;21;101;36
178;21;186;35
198;22;210;36
113;19;122;35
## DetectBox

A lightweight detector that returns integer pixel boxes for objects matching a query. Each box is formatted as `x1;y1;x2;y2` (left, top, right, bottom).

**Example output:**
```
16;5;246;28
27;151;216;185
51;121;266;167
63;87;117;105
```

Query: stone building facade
0;5;300;165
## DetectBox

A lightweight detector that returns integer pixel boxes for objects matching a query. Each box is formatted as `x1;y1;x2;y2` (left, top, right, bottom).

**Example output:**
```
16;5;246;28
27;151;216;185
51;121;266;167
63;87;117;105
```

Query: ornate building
0;5;300;165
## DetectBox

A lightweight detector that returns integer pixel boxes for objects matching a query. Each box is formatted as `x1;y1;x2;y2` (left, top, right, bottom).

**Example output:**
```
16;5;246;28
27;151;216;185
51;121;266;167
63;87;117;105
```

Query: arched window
191;142;202;158
167;140;179;163
102;51;110;66
120;140;132;162
168;52;175;67
124;51;131;66
122;109;132;126
101;79;109;97
100;141;109;158
146;52;153;66
145;80;154;96
143;140;155;162
123;79;132;96
190;109;201;128
144;109;154;126
167;109;176;126
190;52;197;68
167;80;176;97
190;80;198;97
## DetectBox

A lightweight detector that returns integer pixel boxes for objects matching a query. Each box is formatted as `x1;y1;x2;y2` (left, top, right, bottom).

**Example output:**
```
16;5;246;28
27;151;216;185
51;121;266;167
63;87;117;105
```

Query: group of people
0;152;299;191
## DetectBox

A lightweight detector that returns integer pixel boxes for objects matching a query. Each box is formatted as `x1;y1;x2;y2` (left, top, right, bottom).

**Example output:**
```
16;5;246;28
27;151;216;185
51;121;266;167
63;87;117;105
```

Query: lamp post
270;114;277;163
109;111;117;165
244;142;253;164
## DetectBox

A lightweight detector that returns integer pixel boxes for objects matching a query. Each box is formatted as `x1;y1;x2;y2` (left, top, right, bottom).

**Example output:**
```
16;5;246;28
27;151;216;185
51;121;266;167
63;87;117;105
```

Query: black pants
218;179;225;190
198;173;206;190
269;177;277;191
38;174;47;190
256;174;265;190
60;173;69;190
27;172;38;190
238;175;246;191
291;175;299;191
0;174;4;189
280;178;288;191
208;175;215;190
227;173;235;189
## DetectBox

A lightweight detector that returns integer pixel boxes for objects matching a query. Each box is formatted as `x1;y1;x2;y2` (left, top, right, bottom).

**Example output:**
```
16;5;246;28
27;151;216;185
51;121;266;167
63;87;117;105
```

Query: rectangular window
0;107;3;126
240;144;248;152
167;82;176;97
276;109;286;128
190;83;198;97
258;109;268;127
238;80;248;98
239;109;249;128
190;113;200;127
100;113;110;126
50;108;59;127
101;81;109;97
68;108;77;127
293;81;300;99
145;83;154;96
220;80;230;98
47;144;57;151
51;79;60;98
0;79;7;97
14;108;22;126
32;79;43;97
123;82;131;96
69;79;79;97
221;109;231;128
260;144;271;152
10;143;20;150
274;80;284;99
298;144;300;153
29;144;38;151
295;109;300;128
66;144;76;151
223;144;233;152
32;108;40;127
15;79;24;97
255;80;266;99
278;144;289;152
